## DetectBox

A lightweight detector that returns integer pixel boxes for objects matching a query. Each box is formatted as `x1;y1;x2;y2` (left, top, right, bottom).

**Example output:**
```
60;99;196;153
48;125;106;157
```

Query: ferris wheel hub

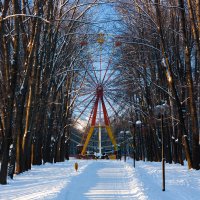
96;84;103;97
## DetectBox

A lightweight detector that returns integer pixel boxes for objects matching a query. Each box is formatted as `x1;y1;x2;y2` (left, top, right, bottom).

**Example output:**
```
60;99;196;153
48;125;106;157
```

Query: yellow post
74;162;78;172
81;126;95;155
105;125;117;151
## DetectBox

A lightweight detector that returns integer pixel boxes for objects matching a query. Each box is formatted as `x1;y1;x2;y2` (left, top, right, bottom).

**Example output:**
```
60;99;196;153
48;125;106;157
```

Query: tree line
0;0;98;185
114;0;199;170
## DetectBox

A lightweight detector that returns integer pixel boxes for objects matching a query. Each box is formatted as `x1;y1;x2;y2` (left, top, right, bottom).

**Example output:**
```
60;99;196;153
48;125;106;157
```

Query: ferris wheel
72;33;123;158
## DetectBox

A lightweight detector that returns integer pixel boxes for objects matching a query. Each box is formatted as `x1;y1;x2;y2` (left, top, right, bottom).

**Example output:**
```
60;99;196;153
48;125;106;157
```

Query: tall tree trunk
179;0;200;169
155;0;193;169
0;0;20;184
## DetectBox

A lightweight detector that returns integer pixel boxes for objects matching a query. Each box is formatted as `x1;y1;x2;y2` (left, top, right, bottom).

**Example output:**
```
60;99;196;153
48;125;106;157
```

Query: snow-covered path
0;159;200;200
62;161;147;200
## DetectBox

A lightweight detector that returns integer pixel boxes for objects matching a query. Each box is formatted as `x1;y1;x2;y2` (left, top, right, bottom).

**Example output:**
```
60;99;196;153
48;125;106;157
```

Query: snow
136;120;142;125
0;159;200;200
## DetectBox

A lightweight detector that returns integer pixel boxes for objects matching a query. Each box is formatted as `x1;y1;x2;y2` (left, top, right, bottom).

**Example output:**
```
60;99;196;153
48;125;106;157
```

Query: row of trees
114;0;199;169
0;0;98;184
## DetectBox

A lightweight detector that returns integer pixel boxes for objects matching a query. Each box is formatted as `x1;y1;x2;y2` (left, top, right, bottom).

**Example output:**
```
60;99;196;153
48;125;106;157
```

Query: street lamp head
136;120;142;126
162;103;170;115
154;103;170;116
154;105;161;116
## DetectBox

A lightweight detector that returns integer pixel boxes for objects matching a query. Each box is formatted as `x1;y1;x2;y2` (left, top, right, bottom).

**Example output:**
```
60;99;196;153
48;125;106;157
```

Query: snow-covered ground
0;158;199;200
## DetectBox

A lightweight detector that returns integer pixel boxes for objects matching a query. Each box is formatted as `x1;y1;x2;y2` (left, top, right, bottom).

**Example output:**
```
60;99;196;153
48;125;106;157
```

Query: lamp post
120;131;126;162
136;120;142;166
128;120;137;168
120;130;130;162
154;103;170;192
125;131;130;161
129;120;142;168
132;125;136;168
124;131;126;162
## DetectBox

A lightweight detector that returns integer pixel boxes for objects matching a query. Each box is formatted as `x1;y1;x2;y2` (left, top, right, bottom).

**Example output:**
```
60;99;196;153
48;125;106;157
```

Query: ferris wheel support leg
81;126;95;155
105;125;117;151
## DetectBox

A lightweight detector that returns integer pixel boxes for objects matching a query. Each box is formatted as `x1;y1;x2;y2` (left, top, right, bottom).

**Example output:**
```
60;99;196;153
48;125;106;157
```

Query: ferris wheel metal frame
73;33;123;158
